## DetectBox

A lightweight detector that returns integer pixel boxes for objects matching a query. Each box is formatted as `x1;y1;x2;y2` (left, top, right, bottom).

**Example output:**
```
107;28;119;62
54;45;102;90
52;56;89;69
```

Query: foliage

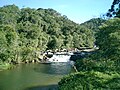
75;18;120;72
96;18;120;58
59;18;120;89
0;5;99;65
0;25;18;63
58;71;120;90
106;0;120;17
0;62;13;70
80;18;105;32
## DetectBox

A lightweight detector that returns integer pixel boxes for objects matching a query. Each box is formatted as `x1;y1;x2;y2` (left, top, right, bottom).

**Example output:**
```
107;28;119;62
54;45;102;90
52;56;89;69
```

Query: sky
0;0;113;24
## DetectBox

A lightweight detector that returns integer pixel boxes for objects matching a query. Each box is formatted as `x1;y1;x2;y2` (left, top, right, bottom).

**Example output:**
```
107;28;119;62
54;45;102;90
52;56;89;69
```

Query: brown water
0;63;73;90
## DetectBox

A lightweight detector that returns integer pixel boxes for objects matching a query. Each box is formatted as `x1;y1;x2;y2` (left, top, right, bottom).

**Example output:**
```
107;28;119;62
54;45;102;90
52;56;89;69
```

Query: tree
0;5;96;64
0;4;20;25
58;71;120;90
96;18;120;59
0;25;18;63
59;18;120;90
107;0;120;17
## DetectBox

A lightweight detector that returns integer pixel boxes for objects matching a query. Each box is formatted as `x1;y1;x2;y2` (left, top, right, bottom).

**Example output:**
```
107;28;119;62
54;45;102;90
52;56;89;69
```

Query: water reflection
34;62;72;75
0;63;73;90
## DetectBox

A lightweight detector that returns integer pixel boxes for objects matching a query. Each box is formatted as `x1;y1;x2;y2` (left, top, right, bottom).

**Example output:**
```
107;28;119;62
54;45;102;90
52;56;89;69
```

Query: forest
58;0;120;90
0;4;104;68
0;0;120;89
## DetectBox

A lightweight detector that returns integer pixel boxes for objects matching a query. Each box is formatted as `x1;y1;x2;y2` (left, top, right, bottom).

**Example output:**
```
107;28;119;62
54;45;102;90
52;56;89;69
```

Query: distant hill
0;5;106;63
80;18;106;32
0;5;99;50
0;5;104;63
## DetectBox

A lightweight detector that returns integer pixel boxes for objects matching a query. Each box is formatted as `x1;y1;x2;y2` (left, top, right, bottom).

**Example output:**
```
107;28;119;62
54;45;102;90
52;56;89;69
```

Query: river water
0;63;73;90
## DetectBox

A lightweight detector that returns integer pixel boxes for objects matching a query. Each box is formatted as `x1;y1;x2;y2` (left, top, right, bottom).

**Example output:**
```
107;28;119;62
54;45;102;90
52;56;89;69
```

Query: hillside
0;5;103;63
80;18;106;32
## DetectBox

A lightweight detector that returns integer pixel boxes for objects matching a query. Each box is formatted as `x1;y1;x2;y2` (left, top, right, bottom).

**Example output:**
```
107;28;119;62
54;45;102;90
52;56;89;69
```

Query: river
0;63;73;90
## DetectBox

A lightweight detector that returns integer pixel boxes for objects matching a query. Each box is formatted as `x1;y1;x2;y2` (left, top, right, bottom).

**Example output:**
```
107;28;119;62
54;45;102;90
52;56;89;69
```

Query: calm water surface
0;63;73;90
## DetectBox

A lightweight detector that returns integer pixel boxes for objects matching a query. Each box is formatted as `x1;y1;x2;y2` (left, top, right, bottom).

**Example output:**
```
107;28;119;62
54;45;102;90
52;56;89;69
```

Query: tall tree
107;0;120;17
96;18;120;59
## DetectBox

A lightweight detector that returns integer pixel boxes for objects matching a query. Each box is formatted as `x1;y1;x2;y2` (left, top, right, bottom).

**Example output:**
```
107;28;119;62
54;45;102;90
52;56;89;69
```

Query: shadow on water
34;63;72;75
25;84;58;90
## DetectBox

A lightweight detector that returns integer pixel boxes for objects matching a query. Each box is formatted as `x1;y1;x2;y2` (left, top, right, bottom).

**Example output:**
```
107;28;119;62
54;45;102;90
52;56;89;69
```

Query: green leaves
96;18;120;57
107;0;120;18
0;5;98;64
59;18;120;90
0;25;17;62
58;71;120;90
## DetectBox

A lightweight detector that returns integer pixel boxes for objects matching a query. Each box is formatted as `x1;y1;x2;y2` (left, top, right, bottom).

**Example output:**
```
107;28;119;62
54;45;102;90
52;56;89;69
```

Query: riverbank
0;62;13;71
0;60;49;71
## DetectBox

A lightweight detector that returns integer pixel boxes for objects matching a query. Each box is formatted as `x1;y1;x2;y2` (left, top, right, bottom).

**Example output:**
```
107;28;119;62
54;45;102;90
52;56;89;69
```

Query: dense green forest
58;0;120;89
80;18;105;32
59;18;120;90
0;0;120;89
0;5;104;68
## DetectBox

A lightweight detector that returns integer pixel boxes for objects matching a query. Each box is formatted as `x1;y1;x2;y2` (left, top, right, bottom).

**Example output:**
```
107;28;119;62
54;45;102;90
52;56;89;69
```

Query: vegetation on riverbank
58;18;120;90
58;0;120;89
0;4;105;69
0;1;120;89
0;62;13;71
59;71;120;90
